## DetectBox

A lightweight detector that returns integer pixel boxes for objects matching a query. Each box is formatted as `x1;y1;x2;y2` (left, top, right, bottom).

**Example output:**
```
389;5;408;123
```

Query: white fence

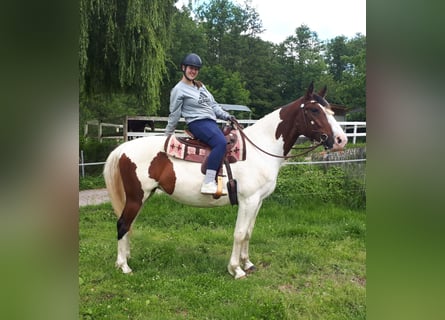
120;117;365;143
84;117;365;143
80;118;366;177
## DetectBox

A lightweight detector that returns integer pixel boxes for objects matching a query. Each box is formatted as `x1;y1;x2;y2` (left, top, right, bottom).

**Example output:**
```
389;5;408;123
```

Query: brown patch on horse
148;152;176;195
275;101;303;155
117;153;144;239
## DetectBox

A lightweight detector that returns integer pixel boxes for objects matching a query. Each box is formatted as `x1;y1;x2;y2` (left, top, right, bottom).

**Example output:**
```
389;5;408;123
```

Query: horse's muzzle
321;133;334;150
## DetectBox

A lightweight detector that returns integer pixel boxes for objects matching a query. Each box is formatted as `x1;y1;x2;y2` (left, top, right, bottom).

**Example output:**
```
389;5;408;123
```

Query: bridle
231;101;329;159
299;100;330;146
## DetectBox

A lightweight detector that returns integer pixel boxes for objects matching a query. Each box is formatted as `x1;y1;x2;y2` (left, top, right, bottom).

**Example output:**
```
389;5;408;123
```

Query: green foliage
80;92;141;126
79;138;119;175
79;0;366;129
79;0;175;113
202;65;250;105
325;34;366;116
274;25;327;105
79;174;106;190
272;163;366;209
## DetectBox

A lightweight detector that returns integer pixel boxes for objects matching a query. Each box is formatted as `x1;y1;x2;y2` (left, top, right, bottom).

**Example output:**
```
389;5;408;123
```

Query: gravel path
79;188;110;207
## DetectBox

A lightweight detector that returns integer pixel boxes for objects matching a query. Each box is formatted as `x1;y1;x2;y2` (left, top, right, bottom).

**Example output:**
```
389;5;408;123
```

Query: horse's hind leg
116;199;143;273
115;154;146;273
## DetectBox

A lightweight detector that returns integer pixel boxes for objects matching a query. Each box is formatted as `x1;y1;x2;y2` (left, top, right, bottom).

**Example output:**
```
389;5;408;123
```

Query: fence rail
85;118;365;143
80;119;366;177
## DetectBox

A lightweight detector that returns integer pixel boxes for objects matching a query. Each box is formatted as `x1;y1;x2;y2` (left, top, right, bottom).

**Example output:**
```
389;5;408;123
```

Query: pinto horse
103;82;347;279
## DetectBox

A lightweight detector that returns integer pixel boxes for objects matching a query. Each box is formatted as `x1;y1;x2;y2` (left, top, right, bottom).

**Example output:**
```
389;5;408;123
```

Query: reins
231;121;324;159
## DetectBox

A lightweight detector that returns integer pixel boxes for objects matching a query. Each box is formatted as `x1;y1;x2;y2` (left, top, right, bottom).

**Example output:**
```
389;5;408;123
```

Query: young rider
165;53;236;194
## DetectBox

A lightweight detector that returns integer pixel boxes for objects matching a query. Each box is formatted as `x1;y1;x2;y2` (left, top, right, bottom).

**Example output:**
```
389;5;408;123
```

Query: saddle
164;124;246;204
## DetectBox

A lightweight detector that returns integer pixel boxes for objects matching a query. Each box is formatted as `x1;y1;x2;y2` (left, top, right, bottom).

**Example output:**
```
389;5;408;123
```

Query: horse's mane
313;94;334;115
313;94;328;107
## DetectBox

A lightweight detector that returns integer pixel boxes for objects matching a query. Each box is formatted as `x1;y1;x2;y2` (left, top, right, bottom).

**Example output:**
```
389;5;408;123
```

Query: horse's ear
318;85;327;98
305;81;314;99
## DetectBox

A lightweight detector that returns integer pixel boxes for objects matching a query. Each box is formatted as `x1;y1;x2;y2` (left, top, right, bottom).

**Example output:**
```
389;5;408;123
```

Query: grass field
79;184;365;319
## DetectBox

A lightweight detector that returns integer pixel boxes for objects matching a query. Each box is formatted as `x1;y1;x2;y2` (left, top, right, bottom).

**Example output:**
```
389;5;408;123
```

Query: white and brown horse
103;82;347;279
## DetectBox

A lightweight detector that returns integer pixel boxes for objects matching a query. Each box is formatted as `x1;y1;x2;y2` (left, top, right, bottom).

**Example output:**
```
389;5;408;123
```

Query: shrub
271;163;365;209
79;138;120;176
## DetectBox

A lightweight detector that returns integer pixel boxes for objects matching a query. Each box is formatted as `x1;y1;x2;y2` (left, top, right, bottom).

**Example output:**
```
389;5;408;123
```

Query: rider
165;53;237;194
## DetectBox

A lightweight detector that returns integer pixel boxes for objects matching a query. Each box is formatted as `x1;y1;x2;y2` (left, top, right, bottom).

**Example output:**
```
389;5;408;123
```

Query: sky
176;0;366;43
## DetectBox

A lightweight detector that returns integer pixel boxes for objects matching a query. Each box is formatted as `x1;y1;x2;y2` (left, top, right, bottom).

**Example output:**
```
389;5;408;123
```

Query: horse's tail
103;147;125;217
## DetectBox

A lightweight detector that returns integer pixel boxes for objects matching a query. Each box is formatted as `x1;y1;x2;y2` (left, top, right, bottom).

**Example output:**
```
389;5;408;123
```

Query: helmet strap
182;65;194;82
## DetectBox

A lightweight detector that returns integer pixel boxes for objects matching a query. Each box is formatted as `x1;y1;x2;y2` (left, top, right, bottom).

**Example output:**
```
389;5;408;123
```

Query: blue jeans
188;119;226;171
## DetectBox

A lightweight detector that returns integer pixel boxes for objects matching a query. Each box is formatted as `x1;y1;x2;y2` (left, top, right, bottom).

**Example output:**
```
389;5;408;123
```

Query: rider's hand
229;115;238;124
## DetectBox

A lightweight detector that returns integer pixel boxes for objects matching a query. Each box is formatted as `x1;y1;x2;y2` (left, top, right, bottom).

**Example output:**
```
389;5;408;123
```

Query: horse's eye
310;108;319;114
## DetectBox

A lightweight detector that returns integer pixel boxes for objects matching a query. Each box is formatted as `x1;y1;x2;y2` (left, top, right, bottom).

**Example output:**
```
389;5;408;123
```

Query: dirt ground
79;188;110;207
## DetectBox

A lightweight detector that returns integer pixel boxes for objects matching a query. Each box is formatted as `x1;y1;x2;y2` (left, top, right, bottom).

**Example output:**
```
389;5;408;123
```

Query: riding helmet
181;53;202;69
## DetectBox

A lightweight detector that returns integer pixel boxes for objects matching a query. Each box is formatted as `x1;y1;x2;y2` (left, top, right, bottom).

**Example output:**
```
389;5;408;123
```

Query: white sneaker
201;181;218;194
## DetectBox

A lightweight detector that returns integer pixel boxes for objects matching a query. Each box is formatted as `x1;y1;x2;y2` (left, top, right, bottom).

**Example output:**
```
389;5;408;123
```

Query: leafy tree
325;35;349;81
79;0;175;124
325;33;366;119
159;5;207;116
237;37;282;117
201;65;250;105
79;0;366;132
275;25;326;103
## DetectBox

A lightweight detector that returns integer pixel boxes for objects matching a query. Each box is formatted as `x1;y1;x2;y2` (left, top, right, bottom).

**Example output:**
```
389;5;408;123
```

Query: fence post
80;150;85;178
353;123;358;144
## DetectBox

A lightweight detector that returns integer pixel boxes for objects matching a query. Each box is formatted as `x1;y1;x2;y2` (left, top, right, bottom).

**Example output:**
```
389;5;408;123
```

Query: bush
79;138;120;175
271;163;366;209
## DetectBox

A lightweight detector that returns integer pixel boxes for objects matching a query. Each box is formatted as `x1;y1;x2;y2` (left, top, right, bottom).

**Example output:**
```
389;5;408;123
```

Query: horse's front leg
240;200;262;273
228;198;262;279
228;234;247;279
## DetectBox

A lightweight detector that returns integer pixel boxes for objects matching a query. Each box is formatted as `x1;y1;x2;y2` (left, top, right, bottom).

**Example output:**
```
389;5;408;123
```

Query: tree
79;0;175;121
325;33;366;119
276;25;326;103
159;5;207;116
201;65;250;105
325;35;349;81
195;0;263;69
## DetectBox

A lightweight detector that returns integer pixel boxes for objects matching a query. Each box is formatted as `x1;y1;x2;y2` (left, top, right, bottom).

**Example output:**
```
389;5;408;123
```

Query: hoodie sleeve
206;88;231;121
164;86;183;135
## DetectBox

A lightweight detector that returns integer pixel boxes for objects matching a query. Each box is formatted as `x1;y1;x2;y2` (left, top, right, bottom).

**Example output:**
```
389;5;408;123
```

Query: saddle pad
164;129;246;163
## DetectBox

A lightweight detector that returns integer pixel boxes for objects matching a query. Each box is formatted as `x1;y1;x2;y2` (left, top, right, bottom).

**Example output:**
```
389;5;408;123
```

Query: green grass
79;194;365;319
79;174;106;190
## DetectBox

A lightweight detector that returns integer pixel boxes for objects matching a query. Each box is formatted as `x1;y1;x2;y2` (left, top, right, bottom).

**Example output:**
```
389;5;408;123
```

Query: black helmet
181;53;202;69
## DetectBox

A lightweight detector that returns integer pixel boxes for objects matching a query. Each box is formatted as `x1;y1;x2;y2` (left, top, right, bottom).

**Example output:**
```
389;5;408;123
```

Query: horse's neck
243;109;286;158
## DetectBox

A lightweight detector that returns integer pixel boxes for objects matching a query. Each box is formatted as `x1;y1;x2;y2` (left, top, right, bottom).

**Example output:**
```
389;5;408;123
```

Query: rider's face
184;65;199;79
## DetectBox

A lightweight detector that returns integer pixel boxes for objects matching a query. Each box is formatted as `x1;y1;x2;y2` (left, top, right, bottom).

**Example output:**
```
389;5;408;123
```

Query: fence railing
84;118;365;143
80;119;366;177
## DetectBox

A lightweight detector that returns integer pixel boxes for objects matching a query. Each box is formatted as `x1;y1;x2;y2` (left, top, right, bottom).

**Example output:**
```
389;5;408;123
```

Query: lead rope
231;121;323;159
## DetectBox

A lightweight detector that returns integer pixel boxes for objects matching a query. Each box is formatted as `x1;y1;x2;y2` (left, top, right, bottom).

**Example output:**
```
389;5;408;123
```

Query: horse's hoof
116;261;132;274
228;265;246;279
245;265;257;274
122;267;133;274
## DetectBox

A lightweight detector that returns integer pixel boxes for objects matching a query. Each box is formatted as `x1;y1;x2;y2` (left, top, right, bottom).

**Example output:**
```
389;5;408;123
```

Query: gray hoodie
165;81;231;135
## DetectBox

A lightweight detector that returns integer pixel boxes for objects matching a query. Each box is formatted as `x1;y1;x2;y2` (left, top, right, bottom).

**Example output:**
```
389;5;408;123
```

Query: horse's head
300;82;347;150
277;82;347;154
